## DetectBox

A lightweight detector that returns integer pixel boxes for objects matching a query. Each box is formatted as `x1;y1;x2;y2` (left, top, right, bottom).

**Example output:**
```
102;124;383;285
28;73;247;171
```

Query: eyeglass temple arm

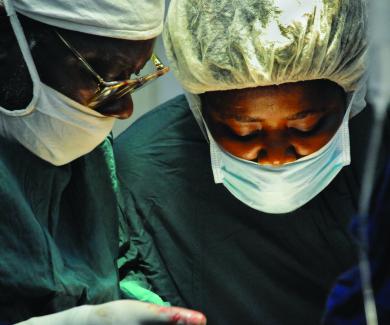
55;31;105;85
111;64;169;99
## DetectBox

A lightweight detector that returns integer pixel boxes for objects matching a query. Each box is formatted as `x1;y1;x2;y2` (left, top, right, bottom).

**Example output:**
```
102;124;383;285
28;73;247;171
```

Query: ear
0;6;5;16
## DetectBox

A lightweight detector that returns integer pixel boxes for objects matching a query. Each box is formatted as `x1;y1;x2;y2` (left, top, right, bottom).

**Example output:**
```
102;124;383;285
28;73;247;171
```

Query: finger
146;305;207;325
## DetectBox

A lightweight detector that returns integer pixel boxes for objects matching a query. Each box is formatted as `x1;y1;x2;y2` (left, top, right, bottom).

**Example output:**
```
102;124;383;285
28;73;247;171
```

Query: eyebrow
215;109;322;122
286;109;322;121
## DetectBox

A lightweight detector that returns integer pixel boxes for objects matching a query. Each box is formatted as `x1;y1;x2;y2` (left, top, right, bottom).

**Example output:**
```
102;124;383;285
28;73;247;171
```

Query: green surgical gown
0;136;164;324
114;95;389;325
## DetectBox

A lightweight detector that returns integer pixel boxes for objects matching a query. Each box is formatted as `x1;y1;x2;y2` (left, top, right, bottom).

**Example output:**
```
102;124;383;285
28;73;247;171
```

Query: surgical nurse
114;0;389;324
0;0;206;324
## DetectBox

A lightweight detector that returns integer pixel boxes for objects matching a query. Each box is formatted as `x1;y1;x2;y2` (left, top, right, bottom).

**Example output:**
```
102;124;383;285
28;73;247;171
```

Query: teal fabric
114;95;389;325
0;136;164;323
0;137;121;323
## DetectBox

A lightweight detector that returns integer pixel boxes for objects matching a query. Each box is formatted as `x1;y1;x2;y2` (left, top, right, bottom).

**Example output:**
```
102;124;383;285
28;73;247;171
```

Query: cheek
207;122;262;160
35;51;98;105
77;87;97;105
45;74;97;106
291;112;344;155
291;132;337;155
215;137;262;160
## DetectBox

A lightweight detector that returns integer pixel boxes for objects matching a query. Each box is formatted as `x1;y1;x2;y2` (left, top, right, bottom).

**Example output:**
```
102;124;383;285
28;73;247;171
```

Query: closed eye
222;124;261;141
289;116;326;136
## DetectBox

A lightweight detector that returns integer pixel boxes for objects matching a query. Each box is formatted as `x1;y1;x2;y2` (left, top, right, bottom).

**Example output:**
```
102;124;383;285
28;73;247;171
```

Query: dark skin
201;80;347;166
0;7;155;119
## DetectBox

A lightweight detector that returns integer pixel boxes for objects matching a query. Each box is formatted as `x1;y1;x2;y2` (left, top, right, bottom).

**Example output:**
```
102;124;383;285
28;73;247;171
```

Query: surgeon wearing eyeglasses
114;1;389;324
0;1;206;325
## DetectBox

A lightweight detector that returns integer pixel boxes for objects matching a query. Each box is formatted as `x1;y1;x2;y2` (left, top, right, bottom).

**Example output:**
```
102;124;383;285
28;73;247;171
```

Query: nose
96;95;134;119
257;135;299;166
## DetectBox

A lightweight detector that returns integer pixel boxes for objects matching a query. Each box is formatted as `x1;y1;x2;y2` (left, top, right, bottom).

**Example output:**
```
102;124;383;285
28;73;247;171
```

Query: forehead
203;80;346;118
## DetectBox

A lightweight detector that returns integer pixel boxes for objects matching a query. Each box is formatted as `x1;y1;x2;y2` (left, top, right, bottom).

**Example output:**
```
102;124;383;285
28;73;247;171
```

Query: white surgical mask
0;0;115;166
186;91;359;214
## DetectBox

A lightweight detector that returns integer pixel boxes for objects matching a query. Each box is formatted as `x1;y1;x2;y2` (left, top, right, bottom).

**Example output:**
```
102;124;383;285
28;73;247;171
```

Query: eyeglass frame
55;30;169;110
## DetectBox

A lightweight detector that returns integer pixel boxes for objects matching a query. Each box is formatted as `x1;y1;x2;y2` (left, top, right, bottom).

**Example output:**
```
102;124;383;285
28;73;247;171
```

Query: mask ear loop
185;92;209;143
1;0;41;116
185;92;225;183
349;76;368;119
338;90;358;165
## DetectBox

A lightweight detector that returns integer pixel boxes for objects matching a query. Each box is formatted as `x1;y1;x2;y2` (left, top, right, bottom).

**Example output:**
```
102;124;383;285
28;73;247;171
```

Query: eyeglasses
55;31;169;110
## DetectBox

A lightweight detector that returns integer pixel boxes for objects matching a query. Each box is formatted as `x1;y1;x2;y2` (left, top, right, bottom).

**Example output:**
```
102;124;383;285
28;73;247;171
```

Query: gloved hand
15;300;207;325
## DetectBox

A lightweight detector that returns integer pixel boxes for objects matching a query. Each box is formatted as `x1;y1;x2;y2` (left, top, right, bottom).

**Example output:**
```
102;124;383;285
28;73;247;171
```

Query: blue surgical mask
186;91;359;214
